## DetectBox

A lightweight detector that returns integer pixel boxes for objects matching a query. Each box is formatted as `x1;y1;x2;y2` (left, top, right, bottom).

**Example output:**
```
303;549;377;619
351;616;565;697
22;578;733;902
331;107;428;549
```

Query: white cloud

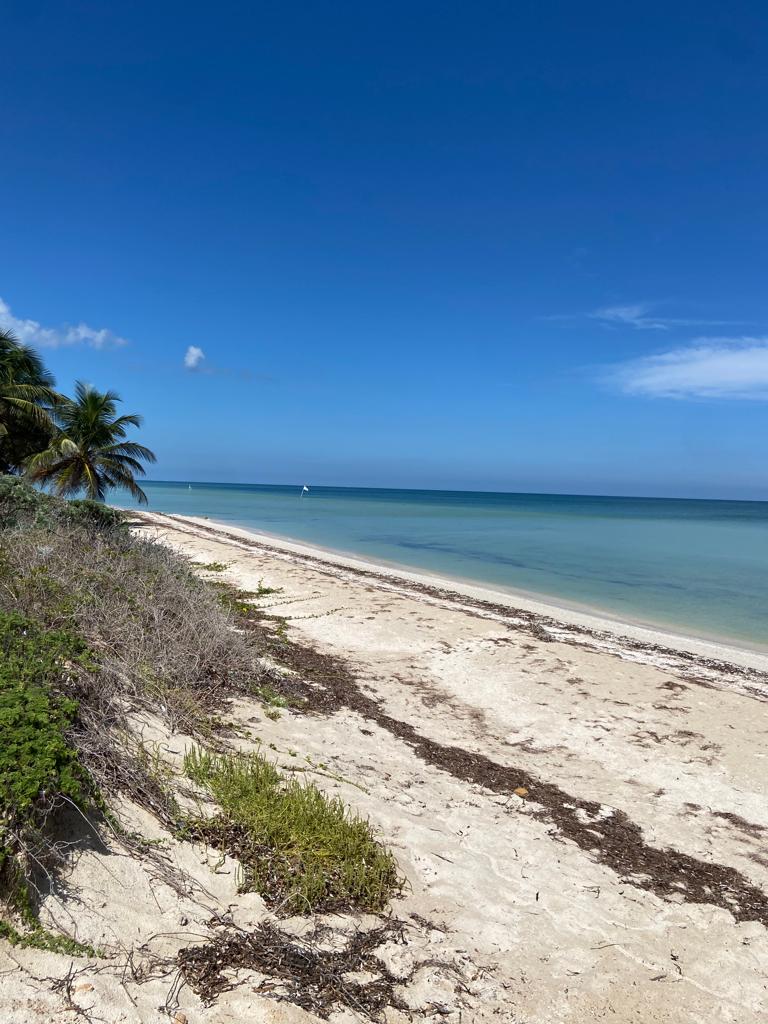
544;302;748;332
610;337;768;399
589;303;744;331
0;296;128;349
183;345;205;369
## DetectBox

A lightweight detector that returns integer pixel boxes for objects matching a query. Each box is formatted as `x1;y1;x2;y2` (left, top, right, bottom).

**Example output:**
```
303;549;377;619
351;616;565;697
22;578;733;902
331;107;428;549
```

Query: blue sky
2;1;767;498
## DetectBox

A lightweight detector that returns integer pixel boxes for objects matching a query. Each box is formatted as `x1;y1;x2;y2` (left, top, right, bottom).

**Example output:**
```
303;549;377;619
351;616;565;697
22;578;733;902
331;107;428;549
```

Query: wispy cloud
183;345;205;369
0;296;128;349
545;302;747;332
589;304;745;331
609;336;768;399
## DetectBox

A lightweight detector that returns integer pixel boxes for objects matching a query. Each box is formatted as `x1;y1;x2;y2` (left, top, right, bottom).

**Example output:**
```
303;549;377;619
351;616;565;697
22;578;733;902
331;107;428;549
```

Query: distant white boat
300;484;309;498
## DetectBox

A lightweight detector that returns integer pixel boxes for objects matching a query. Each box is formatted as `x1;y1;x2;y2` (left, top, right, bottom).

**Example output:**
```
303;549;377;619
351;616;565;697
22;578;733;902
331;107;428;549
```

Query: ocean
117;481;768;648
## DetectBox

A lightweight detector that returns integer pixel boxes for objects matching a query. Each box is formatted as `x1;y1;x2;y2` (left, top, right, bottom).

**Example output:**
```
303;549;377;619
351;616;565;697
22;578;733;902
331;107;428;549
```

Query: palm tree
27;381;156;503
0;328;58;472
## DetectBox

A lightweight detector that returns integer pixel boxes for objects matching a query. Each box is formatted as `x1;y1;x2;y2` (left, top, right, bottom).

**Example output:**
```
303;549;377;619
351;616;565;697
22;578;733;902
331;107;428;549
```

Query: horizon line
136;478;768;505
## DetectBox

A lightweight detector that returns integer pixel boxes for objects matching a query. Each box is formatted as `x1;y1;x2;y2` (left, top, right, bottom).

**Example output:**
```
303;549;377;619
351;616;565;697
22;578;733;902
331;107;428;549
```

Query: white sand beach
4;510;768;1023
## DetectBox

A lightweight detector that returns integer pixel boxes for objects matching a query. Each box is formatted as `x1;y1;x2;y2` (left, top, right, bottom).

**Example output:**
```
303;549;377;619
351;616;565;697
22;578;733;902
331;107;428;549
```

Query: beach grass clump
251;683;289;708
211;579;282;617
182;746;401;914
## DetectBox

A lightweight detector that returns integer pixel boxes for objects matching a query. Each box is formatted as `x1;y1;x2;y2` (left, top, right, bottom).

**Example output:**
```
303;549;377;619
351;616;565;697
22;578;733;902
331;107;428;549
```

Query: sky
2;1;767;499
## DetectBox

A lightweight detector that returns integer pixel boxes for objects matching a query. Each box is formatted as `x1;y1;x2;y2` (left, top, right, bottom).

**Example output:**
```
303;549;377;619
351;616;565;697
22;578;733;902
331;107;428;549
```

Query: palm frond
101;440;157;463
105;465;149;504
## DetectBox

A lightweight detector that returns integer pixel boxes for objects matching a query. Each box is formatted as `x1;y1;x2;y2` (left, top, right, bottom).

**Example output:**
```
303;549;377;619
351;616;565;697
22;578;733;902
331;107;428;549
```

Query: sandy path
128;512;768;1022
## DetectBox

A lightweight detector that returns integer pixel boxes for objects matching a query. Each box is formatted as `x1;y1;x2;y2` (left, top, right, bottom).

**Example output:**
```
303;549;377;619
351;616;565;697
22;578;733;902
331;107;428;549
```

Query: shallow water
117;482;768;647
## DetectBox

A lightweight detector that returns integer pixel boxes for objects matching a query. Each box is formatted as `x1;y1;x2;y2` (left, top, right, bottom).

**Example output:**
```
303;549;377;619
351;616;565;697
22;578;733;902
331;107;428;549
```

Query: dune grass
183;746;401;914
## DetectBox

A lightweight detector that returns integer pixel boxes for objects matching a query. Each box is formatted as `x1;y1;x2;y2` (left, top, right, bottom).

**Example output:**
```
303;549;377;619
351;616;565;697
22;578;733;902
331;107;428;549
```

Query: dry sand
3;510;767;1023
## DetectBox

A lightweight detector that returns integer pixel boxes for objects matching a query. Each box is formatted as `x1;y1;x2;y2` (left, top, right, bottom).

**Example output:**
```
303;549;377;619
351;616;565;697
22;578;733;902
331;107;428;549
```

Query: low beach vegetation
0;478;400;948
182;745;400;913
0;611;98;953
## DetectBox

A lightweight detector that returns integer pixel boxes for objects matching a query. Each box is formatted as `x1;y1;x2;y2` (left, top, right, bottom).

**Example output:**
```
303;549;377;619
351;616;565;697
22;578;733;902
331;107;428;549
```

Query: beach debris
176;919;410;1019
514;787;529;797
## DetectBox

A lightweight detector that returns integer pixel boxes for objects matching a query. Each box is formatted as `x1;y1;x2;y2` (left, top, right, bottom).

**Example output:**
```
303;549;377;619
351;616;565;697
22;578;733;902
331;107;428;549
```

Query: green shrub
0;612;91;817
0;475;52;526
65;498;125;532
183;746;401;914
0;611;95;937
0;475;125;533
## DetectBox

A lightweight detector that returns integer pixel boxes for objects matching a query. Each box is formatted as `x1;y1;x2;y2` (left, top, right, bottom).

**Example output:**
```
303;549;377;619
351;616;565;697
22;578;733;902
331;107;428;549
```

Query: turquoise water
117;482;768;648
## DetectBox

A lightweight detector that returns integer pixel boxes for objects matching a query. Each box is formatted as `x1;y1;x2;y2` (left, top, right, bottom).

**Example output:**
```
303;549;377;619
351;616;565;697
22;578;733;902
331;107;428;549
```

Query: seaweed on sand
176;919;410;1020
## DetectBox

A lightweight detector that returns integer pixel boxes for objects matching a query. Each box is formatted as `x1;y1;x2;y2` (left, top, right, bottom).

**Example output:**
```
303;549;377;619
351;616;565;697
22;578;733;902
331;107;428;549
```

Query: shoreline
126;508;768;675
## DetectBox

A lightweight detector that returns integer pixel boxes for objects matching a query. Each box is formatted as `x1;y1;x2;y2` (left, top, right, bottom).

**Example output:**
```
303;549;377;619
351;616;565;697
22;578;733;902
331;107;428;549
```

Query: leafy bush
0;475;51;525
183;746;401;914
0;612;90;815
0;475;125;533
0;611;95;942
65;498;125;532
